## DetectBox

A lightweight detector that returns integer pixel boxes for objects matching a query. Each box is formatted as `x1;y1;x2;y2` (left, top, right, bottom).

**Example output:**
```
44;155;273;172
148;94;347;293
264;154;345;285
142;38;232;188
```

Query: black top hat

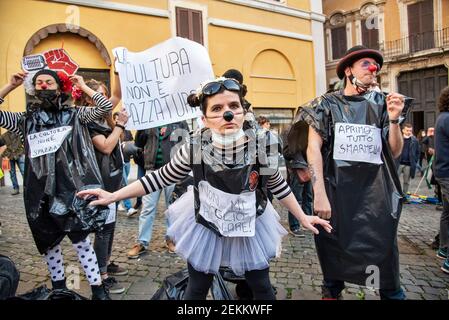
336;45;383;79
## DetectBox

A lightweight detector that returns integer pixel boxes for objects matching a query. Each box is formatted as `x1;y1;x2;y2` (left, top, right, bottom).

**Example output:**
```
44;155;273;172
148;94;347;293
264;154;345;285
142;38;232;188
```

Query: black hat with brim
336;45;384;79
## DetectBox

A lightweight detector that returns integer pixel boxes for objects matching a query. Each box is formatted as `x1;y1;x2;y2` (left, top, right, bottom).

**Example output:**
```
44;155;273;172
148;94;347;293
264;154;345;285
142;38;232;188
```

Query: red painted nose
41;85;47;90
368;65;378;73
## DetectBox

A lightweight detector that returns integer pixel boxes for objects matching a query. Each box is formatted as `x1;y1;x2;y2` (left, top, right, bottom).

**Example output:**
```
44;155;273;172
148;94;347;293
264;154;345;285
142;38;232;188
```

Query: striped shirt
140;142;292;200
0;93;113;142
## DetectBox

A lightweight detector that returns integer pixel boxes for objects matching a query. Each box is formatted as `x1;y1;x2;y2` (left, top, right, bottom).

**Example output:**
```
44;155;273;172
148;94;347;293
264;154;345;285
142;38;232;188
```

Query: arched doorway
24;24;112;102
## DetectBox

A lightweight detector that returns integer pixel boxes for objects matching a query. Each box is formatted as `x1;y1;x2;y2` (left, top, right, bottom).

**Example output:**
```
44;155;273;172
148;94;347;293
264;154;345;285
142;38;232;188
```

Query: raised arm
71;75;113;124
109;72;121;108
386;93;405;158
91;108;129;155
0;72;27;134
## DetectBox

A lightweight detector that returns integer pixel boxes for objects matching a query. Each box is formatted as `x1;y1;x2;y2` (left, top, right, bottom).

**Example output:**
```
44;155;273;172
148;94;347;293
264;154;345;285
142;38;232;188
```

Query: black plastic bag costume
190;128;276;236
87;120;124;193
23;103;109;254
291;90;412;290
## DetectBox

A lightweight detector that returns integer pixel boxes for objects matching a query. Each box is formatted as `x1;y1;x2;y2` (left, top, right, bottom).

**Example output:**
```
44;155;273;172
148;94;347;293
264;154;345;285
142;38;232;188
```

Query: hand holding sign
115;107;129;126
9;72;27;89
69;74;86;89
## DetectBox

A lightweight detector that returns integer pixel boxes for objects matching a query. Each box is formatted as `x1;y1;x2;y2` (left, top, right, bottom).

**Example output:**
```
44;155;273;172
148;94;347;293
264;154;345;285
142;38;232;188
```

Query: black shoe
51;279;67;290
91;284;111;300
107;261;128;276
289;227;305;238
321;286;344;300
431;234;440;250
103;277;125;294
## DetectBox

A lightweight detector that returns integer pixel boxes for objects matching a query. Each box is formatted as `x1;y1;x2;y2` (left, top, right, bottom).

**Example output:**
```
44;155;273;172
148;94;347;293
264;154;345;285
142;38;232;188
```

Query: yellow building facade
323;0;449;132
0;0;327;134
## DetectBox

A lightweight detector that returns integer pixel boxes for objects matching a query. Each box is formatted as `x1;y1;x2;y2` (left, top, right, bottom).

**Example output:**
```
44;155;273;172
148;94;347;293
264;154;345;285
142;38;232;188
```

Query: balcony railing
380;28;449;59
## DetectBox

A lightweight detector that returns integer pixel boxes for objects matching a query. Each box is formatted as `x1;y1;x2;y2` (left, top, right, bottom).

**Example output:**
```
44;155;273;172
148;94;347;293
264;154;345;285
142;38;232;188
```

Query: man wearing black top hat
293;45;411;299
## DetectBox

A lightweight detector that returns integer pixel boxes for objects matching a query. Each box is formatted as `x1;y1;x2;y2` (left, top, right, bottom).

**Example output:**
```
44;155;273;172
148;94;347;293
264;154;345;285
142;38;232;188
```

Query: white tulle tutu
166;186;288;276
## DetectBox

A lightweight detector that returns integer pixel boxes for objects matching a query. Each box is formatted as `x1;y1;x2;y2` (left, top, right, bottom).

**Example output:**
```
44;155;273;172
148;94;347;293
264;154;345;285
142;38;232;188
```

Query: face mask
211;128;245;146
348;73;380;94
35;90;59;109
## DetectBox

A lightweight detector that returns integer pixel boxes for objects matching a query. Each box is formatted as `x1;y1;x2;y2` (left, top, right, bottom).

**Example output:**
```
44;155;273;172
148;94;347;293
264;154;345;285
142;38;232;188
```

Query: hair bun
187;93;200;107
241;84;247;97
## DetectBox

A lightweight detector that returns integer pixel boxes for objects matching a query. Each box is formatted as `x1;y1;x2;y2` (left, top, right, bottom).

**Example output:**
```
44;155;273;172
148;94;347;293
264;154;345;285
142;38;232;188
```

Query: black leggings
94;222;116;274
184;263;275;300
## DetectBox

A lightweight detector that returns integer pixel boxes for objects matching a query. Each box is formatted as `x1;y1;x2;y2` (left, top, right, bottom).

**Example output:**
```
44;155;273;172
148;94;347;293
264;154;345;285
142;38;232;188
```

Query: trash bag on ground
151;268;234;300
10;285;88;300
0;254;20;300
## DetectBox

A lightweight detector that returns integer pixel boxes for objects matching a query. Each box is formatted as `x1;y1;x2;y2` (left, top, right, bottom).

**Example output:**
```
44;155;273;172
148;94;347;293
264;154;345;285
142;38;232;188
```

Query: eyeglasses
360;60;381;72
200;79;241;100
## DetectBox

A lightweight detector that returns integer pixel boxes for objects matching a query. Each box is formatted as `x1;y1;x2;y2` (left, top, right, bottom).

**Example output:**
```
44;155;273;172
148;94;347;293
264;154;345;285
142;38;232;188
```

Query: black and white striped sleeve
0;98;25;136
77;93;113;124
267;170;292;200
139;143;192;194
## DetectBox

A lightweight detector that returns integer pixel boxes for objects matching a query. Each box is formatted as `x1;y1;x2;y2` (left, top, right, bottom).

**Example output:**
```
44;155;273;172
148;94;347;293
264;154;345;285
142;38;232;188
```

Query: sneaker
437;248;448;259
107;262;128;276
133;201;142;210
126;208;138;217
103;277;125;294
289;227;305;238
91;283;111;300
166;239;176;254
441;260;449;274
127;243;146;259
11;189;19;195
117;204;126;212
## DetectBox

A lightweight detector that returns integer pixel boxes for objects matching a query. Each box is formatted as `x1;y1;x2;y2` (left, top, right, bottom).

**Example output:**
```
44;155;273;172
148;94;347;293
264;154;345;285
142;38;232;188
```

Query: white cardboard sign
198;181;256;237
113;37;214;130
333;122;383;164
27;126;72;158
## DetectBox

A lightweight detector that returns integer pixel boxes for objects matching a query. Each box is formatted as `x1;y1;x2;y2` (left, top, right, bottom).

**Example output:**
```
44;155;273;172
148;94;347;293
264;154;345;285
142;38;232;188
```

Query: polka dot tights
44;237;101;286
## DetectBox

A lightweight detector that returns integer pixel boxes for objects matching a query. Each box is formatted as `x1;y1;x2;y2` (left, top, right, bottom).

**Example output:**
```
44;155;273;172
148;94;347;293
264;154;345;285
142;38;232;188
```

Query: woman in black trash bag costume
0;70;113;299
75;78;130;294
78;76;332;300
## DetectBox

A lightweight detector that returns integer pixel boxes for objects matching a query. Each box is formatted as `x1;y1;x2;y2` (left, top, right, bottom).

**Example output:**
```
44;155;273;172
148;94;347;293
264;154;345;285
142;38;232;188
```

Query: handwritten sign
333;122;383;164
105;203;117;225
113;37;214;130
198;181;256;237
27;126;72;158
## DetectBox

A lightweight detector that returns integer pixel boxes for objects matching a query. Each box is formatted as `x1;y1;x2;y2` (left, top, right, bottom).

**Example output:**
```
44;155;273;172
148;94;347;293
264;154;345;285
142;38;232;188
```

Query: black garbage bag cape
291;90;412;290
23;106;109;254
87;120;124;193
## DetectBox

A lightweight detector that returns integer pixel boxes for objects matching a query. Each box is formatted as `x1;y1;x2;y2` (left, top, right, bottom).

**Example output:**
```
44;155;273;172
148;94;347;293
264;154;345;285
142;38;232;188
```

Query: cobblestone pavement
0;170;448;300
